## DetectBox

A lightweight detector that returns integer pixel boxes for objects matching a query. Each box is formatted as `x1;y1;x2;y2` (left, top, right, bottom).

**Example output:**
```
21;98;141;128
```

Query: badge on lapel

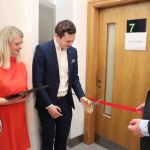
71;59;76;63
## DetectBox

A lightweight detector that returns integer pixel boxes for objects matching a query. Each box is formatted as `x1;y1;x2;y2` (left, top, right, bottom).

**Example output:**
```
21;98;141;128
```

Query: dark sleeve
72;49;85;100
148;121;150;135
32;45;52;107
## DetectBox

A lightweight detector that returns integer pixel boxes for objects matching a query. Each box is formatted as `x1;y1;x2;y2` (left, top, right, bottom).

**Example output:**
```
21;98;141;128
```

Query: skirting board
95;135;127;150
67;135;83;148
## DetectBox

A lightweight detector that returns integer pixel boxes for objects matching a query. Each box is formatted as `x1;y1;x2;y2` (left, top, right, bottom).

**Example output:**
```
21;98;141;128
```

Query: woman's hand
0;119;2;134
14;94;30;102
0;94;30;105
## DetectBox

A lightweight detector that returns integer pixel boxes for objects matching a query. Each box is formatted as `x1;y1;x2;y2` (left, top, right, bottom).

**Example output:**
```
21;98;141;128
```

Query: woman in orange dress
0;26;30;150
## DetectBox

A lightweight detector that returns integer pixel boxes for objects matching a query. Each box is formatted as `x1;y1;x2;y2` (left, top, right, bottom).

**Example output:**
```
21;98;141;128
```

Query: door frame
84;0;149;144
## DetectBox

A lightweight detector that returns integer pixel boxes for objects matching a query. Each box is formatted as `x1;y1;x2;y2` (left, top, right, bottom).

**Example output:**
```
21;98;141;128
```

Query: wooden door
95;2;150;150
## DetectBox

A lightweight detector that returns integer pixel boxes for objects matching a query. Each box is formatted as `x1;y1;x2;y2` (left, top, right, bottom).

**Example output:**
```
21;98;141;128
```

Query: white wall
0;0;87;149
70;0;87;139
53;0;88;139
41;0;88;140
54;0;74;22
0;0;40;150
41;0;88;139
40;0;87;141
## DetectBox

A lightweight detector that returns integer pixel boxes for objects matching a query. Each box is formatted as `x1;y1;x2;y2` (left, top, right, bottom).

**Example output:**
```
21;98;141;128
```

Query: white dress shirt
54;38;69;97
140;120;150;136
46;38;69;109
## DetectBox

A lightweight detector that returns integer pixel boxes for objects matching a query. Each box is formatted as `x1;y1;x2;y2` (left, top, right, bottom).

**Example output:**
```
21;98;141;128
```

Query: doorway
84;1;150;150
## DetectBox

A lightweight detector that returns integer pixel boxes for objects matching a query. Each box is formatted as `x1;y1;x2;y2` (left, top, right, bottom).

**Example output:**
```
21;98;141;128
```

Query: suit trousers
38;96;72;150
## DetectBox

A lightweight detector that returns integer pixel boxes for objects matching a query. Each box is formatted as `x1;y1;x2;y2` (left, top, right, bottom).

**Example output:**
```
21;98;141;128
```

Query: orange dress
0;57;30;150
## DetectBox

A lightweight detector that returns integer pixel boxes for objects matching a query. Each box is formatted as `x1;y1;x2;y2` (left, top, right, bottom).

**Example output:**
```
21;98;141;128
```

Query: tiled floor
67;143;108;150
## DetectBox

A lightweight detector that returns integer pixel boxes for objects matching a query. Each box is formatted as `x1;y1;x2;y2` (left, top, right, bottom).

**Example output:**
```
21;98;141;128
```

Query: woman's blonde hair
0;26;24;69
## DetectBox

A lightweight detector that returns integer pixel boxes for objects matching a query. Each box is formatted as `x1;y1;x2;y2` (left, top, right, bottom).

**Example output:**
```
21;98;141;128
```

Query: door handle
97;79;102;88
96;70;102;88
98;79;101;84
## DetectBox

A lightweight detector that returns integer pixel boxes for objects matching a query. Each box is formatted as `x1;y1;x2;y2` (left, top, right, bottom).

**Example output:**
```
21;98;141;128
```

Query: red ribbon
88;97;143;114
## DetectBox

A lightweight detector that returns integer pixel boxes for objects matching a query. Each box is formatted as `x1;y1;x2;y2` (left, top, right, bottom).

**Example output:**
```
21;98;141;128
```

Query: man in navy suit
128;90;150;150
32;20;92;150
128;115;150;150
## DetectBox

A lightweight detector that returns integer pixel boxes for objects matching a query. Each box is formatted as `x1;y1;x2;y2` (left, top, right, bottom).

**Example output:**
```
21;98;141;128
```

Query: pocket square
71;59;76;63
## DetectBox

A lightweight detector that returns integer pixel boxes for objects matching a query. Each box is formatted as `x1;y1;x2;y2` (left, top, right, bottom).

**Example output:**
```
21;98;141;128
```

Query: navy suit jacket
143;90;150;134
140;90;150;150
32;39;85;109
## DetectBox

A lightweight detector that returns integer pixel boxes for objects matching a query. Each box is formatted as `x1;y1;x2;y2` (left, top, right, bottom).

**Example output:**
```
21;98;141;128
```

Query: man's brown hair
55;20;76;38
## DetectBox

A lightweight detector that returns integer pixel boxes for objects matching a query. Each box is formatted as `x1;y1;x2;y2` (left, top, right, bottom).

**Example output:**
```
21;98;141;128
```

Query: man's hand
80;97;93;114
128;119;143;137
136;102;145;110
47;105;63;119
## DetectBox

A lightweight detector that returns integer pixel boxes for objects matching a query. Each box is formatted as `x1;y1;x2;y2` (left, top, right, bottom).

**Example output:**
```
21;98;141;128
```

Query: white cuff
80;97;86;101
45;104;54;109
140;120;149;136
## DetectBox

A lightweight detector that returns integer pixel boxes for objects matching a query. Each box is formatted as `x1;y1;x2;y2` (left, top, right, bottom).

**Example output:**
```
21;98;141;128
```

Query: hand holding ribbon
81;97;93;114
86;97;143;115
